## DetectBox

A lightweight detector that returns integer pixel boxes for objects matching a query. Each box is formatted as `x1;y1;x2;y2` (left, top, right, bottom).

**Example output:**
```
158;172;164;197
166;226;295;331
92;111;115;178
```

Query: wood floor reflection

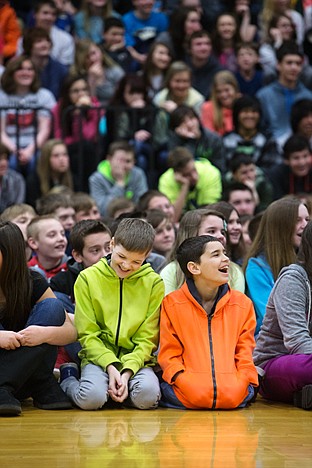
0;397;311;467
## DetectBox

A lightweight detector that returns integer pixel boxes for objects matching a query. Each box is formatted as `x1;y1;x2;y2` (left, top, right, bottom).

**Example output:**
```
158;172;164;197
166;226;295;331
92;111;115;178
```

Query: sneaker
33;384;73;410
60;362;79;383
293;385;312;410
0;388;22;416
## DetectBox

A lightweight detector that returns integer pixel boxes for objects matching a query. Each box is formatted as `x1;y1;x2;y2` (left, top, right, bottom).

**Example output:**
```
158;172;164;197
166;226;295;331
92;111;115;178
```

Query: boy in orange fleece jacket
158;235;258;409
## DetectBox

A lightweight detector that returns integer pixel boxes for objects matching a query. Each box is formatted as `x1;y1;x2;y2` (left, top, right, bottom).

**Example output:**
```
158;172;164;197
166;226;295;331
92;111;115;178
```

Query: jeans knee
130;379;160;410
29;298;65;327
74;382;108;410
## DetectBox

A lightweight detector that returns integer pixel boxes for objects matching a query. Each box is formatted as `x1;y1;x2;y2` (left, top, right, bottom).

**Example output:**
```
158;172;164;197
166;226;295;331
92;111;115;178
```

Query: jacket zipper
115;279;123;357
208;315;217;409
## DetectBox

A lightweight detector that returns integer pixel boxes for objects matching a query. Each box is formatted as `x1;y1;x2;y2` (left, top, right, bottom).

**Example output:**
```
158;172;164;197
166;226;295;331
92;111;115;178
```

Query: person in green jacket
158;146;222;222
60;218;165;410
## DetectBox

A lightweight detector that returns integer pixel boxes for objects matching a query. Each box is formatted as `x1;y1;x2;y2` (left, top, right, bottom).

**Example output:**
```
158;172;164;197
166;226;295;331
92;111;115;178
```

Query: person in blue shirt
244;196;309;336
123;0;168;69
256;41;312;148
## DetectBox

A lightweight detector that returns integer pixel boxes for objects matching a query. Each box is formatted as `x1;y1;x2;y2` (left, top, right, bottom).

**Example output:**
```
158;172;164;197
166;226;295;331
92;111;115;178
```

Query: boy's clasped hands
107;365;133;403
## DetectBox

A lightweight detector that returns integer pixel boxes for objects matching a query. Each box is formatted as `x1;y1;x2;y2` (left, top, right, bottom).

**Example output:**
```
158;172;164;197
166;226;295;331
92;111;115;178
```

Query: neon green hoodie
74;257;164;375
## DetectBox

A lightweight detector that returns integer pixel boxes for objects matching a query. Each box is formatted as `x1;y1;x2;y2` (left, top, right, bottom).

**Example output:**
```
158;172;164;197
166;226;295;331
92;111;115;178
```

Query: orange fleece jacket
158;281;258;409
0;4;21;59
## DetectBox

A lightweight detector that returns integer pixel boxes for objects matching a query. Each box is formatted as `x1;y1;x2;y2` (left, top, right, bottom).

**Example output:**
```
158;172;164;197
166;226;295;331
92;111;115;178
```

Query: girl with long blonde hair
200;70;240;135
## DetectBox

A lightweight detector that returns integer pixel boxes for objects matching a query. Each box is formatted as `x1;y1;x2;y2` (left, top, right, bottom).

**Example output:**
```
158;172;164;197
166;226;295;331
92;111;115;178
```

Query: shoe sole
0;405;22;416
33;401;73;410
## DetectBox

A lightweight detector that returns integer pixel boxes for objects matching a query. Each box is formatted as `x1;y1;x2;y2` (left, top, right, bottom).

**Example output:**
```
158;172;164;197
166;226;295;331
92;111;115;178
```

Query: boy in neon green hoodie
60;218;164;410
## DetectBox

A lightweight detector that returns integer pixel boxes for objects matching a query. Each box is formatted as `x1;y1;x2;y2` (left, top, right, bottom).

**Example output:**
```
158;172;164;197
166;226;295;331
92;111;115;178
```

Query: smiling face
30;218;67;262
292;203;310;248
152;44;172;70
198;215;227;246
237;107;260;132
73;231;112;268
110;241;148;278
287;148;312;177
13;60;35;89
35;4;57;30
169;70;191;101
216;14;237;40
190;241;230;286
215;83;237;108
227;209;242;245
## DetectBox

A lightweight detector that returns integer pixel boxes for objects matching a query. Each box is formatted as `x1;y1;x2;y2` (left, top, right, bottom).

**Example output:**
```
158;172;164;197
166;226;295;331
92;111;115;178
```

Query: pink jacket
52;96;103;145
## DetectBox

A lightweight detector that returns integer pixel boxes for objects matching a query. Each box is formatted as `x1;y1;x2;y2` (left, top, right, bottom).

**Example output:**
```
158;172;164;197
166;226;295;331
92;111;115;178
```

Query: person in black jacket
269;134;312;200
50;219;112;307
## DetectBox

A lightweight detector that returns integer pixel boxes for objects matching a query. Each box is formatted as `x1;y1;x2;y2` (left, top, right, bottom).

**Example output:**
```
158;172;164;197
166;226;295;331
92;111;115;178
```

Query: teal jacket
74;257;164;375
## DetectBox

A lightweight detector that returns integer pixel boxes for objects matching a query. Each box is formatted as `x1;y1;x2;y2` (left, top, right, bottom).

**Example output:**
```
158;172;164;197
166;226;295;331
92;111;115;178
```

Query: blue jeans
159;382;186;409
160;382;255;409
0;298;65;330
0;298;66;370
53;292;81;364
9;150;38;177
25;298;65;327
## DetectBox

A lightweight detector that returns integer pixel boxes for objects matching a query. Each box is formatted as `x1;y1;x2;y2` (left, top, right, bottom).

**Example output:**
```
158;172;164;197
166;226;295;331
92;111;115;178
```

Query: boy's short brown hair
167;147;194;172
107;141;135;158
113;218;155;254
235;41;259;56
70;219;111;254
72;192;98;213
36;193;74;216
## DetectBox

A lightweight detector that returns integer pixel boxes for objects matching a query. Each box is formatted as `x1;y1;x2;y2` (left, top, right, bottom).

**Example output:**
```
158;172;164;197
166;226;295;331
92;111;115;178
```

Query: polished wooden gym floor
0;397;311;467
0;398;312;468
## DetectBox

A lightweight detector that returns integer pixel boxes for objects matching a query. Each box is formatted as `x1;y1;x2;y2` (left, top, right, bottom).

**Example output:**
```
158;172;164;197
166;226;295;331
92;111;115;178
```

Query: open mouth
218;266;229;274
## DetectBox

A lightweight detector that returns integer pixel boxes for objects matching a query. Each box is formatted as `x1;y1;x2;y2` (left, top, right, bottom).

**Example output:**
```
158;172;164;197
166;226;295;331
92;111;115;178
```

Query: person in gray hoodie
89;141;148;217
253;220;312;410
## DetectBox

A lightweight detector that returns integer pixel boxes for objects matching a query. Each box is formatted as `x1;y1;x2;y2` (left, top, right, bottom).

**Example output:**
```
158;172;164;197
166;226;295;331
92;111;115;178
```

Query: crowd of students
0;0;312;416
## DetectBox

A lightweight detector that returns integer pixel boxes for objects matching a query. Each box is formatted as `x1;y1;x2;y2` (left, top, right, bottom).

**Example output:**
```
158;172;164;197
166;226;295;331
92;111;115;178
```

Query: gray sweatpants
61;363;160;410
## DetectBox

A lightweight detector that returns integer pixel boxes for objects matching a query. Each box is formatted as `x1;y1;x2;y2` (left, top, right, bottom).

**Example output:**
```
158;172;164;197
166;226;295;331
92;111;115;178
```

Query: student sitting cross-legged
158;235;258;409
